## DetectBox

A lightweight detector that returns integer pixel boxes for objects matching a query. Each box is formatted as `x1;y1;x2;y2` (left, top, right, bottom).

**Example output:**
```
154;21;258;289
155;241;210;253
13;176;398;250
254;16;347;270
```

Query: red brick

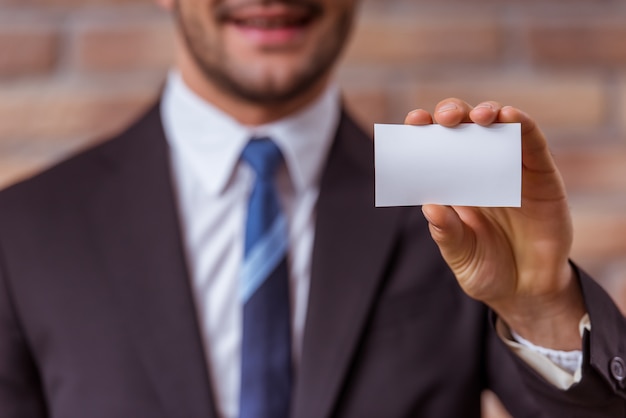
0;24;59;77
72;16;175;73
571;206;626;261
0;0;151;7
339;70;396;133
366;0;604;4
0;78;160;142
617;74;626;138
555;147;626;195
0;77;161;190
344;14;502;66
342;88;390;136
410;75;606;129
527;18;626;67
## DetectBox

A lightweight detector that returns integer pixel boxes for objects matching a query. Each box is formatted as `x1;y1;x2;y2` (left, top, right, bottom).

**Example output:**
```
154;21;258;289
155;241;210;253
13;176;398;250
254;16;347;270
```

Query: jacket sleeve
490;265;626;417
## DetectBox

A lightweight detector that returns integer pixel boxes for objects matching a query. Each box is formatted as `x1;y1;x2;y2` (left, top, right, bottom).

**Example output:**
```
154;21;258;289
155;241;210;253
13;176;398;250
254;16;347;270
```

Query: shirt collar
161;70;341;195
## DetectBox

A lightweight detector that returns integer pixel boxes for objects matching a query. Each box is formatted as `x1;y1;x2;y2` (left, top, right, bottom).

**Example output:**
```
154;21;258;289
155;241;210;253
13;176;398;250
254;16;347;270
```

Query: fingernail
474;102;494;110
407;109;423;118
437;103;458;113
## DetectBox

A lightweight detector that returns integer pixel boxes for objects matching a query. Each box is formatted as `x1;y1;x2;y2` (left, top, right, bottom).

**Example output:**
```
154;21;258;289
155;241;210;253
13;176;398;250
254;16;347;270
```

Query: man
0;0;624;417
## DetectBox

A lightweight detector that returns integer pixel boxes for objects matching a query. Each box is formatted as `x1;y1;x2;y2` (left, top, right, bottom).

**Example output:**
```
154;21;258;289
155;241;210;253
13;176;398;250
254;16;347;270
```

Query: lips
217;2;322;33
231;14;313;30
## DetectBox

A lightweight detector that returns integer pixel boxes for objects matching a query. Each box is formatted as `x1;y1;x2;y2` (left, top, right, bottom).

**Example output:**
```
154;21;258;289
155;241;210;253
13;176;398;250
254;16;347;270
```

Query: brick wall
1;1;625;416
340;0;626;316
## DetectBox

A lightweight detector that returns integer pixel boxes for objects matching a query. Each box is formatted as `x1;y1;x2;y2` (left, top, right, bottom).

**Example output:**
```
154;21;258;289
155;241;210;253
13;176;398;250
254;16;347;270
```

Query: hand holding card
395;99;585;352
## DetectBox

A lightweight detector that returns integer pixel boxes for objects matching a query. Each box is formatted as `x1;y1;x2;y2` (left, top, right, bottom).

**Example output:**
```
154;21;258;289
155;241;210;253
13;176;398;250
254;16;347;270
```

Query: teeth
235;16;307;29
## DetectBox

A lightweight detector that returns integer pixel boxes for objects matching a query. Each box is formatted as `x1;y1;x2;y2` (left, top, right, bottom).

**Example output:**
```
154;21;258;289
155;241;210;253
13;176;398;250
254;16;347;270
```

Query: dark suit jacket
0;103;624;418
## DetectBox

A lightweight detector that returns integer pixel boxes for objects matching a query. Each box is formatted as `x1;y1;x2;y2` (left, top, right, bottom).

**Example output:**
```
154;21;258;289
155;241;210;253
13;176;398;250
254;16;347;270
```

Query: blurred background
0;0;625;416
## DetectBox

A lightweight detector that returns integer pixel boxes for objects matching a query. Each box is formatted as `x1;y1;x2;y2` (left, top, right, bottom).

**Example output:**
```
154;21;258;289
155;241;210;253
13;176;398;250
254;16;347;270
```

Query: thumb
421;205;474;271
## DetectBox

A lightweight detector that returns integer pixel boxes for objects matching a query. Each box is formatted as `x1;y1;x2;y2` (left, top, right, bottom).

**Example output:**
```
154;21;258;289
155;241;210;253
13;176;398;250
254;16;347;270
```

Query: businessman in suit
0;0;625;417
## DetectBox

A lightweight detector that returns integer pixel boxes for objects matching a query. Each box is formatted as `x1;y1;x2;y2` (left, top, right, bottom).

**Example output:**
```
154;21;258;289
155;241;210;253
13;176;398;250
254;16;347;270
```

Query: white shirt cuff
496;314;590;390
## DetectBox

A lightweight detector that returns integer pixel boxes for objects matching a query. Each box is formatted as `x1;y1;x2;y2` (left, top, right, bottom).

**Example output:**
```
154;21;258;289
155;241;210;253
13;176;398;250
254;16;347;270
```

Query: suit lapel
88;105;217;418
86;105;403;418
292;112;405;418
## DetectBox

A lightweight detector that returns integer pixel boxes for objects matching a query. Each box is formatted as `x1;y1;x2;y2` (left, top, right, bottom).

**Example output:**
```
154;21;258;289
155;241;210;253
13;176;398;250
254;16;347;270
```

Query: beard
174;0;355;105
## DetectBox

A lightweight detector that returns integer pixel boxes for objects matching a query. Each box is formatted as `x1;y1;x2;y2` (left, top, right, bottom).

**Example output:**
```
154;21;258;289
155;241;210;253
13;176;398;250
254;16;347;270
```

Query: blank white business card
374;123;521;207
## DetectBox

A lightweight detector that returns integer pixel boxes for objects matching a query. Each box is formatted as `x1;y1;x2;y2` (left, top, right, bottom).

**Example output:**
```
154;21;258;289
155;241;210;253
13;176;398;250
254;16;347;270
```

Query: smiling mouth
231;14;315;30
216;2;323;31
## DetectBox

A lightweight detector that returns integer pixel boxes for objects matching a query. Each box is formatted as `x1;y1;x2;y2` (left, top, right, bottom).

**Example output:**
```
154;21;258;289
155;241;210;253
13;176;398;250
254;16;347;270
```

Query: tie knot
241;138;283;181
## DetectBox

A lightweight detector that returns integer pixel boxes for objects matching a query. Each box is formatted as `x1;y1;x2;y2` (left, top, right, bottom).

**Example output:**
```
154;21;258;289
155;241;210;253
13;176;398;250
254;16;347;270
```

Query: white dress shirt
161;71;339;418
160;71;584;417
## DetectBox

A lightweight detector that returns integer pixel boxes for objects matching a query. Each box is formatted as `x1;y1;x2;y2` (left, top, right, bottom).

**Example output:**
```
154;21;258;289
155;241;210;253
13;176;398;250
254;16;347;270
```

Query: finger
469;101;503;126
421;204;473;269
404;109;433;125
434;98;473;126
498;106;559;178
497;106;567;202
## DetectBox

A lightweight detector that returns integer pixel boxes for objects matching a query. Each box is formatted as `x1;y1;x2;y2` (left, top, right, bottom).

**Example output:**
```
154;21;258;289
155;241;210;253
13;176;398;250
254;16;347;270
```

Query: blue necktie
239;138;292;418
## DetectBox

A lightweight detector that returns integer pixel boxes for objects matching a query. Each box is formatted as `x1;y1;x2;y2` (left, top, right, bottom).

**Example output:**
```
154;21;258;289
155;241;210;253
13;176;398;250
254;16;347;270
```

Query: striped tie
239;138;292;418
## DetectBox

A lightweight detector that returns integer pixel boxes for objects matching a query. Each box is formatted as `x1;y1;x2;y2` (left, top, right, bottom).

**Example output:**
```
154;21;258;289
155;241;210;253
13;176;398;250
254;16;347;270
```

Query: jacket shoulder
0;102;164;213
